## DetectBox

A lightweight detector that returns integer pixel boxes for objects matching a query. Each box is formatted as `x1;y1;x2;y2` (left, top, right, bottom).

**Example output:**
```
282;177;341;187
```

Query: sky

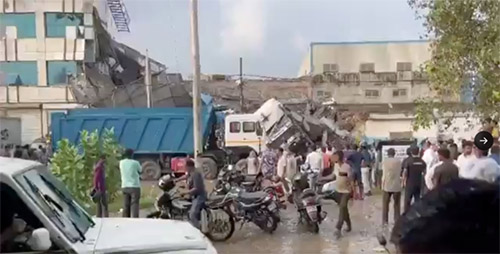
114;0;425;78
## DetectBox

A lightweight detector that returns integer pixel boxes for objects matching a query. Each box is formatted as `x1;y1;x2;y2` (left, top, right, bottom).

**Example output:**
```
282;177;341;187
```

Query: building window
45;13;84;38
323;64;338;73
396;62;412;72
365;89;380;98
229;122;241;133
0;14;36;38
0;61;38;85
243;122;256;133
360;63;375;73
393;89;407;97
316;91;324;97
47;61;78;85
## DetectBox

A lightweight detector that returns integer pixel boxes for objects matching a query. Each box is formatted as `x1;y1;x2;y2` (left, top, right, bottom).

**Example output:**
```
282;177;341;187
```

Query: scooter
290;166;327;233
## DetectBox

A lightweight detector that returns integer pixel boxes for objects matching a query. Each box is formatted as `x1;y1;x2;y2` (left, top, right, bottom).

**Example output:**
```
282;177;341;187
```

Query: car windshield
15;166;94;243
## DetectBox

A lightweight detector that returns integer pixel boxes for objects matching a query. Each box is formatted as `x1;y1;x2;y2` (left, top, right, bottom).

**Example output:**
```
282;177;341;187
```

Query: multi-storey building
298;40;434;111
297;40;474;142
0;0;129;145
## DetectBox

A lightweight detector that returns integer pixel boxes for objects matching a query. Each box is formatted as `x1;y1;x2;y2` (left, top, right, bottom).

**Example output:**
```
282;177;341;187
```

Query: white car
0;157;218;254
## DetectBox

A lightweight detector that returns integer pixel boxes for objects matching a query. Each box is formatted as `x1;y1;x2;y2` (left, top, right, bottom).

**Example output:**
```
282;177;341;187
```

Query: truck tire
199;157;218;180
141;160;162;181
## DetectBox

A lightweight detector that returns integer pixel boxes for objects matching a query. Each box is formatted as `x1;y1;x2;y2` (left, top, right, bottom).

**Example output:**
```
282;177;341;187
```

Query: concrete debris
69;8;192;108
253;98;354;154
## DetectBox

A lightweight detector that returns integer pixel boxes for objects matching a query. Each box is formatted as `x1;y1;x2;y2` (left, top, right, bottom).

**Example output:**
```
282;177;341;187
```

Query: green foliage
51;129;123;206
409;0;500;129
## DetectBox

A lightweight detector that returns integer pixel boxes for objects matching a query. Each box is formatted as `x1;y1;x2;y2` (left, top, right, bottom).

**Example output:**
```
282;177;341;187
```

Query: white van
0;157;217;254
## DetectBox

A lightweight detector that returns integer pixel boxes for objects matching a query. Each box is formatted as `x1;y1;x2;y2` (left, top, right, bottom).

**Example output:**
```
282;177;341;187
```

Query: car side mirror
27;228;51;251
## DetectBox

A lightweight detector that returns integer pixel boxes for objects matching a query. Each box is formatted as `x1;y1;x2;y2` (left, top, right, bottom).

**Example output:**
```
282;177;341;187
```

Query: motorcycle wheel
205;209;236;242
308;222;320;234
256;209;279;234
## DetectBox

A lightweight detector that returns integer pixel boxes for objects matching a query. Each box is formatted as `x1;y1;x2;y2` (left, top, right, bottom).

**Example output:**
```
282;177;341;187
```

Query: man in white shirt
461;146;500;183
305;145;323;171
457;141;477;177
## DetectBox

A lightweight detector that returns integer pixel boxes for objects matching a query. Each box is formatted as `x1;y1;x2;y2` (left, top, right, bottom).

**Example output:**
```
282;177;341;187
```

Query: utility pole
145;49;152;108
190;0;202;160
239;57;245;113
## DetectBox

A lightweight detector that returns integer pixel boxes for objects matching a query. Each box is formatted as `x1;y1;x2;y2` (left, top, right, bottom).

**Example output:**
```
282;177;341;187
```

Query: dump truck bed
50;107;215;155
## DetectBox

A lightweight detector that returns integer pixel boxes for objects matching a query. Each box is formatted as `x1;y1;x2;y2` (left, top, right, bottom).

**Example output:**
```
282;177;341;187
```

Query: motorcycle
146;174;236;242
212;165;284;219
290;165;327;233
224;187;280;234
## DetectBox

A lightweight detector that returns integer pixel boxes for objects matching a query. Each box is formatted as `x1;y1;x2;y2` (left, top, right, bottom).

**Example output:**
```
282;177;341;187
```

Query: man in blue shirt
347;144;364;199
185;159;207;229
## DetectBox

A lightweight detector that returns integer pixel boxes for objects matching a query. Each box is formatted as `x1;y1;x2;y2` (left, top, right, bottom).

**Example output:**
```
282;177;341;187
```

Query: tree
409;0;500;130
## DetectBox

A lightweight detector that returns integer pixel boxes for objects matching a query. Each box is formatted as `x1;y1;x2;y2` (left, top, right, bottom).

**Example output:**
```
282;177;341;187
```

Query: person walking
402;146;426;213
184;159;207;229
432;148;459;188
119;149;142;218
331;150;352;239
93;155;109;217
276;148;289;193
381;148;402;226
421;140;438;194
259;144;278;179
361;145;373;196
347;144;364;199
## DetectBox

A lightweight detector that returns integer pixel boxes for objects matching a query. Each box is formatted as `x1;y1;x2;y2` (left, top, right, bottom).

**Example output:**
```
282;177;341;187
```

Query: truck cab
224;114;264;157
0;157;218;254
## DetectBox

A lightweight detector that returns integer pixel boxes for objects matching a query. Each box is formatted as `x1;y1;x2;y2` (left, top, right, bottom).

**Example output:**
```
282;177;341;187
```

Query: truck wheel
199;157;218;180
141;161;162;181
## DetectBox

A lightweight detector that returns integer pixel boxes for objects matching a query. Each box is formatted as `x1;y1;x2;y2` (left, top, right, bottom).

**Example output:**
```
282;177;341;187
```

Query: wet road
139;181;393;254
213;195;393;254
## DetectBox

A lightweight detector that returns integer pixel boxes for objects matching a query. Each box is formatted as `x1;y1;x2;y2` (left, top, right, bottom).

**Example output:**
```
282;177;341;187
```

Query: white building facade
0;0;99;144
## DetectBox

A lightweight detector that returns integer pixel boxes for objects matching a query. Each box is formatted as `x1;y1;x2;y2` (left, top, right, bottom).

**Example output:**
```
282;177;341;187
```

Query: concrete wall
363;113;482;143
298;40;431;76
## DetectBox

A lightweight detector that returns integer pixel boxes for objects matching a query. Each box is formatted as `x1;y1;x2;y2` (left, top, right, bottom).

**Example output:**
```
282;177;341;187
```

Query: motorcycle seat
241;181;255;186
239;191;268;204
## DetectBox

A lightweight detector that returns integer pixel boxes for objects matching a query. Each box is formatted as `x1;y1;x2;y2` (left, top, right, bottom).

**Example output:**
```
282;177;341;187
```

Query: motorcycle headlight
227;165;234;171
224;182;231;190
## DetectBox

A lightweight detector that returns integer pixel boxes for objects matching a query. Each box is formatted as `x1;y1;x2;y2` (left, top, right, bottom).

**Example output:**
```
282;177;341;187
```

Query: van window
243;122;256;133
229;122;241;133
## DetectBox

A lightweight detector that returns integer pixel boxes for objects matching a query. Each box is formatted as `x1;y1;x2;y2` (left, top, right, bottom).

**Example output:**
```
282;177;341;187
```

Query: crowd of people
236;133;500;240
0;144;50;165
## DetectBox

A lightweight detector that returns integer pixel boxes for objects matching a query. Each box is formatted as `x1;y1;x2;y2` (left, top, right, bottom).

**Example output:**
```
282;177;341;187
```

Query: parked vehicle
0;157;218;253
290;167;327;233
224;187;280;234
146;174;235;242
50;105;226;180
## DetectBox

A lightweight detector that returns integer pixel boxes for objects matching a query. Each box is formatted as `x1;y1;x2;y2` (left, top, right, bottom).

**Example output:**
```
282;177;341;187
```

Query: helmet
158;174;175;192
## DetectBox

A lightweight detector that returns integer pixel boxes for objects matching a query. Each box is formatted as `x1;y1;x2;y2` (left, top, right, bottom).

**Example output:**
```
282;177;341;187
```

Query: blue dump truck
50;103;227;180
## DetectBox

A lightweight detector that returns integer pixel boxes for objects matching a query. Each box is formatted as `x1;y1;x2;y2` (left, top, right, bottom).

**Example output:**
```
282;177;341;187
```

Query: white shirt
422;148;438;172
457;153;477;177
247;157;259;175
285;154;298;180
306;150;323;170
277;155;287;178
461;157;500;183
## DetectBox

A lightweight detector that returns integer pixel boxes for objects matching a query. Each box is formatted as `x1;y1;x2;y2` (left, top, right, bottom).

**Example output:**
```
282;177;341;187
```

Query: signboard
381;145;411;163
